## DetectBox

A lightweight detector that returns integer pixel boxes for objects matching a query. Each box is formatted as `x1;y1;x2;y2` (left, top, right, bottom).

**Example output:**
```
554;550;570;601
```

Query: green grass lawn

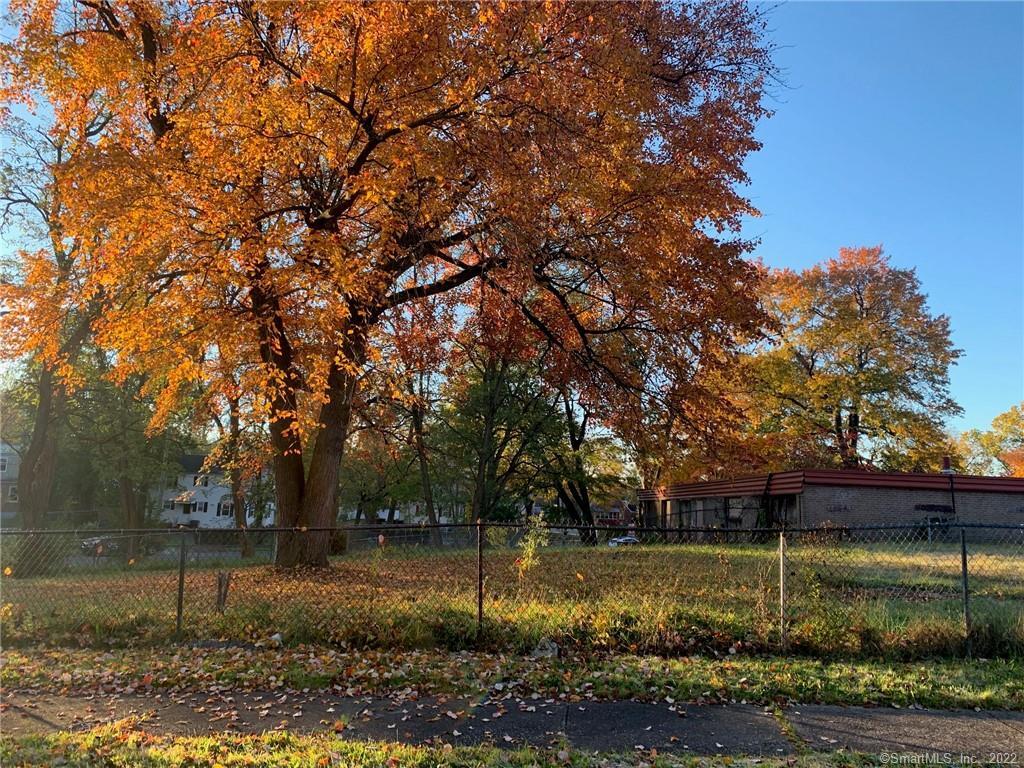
2;540;1021;659
0;722;877;768
3;646;1022;710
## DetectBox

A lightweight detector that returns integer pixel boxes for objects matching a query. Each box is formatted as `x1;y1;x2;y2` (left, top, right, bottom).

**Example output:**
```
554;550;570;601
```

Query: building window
0;458;7;473
676;500;694;528
217;498;234;517
8;486;18;502
726;499;744;524
164;499;174;511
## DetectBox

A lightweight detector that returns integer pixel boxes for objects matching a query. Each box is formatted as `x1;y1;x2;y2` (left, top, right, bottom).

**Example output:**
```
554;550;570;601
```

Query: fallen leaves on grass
2;646;1022;711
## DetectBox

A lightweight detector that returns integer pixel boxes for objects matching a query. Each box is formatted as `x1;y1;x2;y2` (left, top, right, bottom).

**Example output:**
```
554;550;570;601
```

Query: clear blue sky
742;1;1024;432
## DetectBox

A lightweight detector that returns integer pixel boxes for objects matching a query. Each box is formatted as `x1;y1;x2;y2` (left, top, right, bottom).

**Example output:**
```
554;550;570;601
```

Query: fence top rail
2;521;1022;537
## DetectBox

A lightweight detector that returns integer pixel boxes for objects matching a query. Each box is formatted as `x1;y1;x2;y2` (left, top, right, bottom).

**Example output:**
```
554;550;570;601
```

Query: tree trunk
227;395;253;558
568;479;597;544
847;408;861;466
555;482;597;545
834;409;856;468
249;264;369;567
118;470;140;560
17;369;64;530
469;358;504;522
471;395;497;521
16;300;93;531
550;392;596;543
11;377;63;576
274;348;362;568
249;261;307;563
232;466;253;558
386;497;397;523
566;431;596;543
411;399;442;546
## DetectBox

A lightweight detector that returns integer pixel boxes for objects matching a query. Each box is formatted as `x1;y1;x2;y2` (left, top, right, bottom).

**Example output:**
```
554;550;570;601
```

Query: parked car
80;535;165;557
81;536;122;556
608;535;640;547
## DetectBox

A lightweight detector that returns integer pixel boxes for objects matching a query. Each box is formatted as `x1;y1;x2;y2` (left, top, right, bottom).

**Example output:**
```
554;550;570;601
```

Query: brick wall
800;485;1024;528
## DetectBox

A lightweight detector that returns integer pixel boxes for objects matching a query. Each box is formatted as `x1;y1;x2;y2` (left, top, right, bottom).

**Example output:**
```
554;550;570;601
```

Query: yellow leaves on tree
746;246;963;472
958;403;1024;477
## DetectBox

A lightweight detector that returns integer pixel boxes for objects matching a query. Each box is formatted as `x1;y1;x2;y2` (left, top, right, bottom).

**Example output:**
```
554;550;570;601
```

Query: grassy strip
3;646;1021;710
0;720;874;767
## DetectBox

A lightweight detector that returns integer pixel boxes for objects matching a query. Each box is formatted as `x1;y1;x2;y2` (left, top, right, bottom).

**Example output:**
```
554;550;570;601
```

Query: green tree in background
63;349;195;539
434;320;559;522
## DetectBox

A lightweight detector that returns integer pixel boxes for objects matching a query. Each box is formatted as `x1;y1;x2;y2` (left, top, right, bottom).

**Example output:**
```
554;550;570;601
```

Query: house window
217;498;234;517
164;499;174;511
201;476;209;487
0;458;7;473
8;486;18;502
198;501;208;515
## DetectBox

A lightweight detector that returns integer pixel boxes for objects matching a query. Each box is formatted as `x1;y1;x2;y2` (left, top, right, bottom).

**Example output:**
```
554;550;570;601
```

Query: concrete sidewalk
2;690;1022;758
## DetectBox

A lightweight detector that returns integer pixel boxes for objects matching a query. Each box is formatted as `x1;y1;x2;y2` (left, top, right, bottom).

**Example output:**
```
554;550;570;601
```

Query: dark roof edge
638;470;1024;500
177;454;224;474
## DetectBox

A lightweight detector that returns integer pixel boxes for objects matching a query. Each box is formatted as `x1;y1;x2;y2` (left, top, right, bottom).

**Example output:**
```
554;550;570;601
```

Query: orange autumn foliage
4;1;774;564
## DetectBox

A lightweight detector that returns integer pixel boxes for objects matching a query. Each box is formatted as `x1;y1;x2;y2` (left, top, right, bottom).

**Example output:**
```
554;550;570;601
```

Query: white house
1;441;20;526
340;501;463;525
156;454;268;529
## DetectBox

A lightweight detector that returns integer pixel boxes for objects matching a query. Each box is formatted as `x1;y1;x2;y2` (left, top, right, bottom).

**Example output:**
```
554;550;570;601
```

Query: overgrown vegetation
3;542;1020;659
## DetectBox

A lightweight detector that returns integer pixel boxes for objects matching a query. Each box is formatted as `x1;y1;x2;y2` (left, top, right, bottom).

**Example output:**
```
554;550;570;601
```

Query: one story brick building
637;470;1024;531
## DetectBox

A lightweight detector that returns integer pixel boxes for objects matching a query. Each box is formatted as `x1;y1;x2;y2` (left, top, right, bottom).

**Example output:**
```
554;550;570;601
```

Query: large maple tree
5;1;773;565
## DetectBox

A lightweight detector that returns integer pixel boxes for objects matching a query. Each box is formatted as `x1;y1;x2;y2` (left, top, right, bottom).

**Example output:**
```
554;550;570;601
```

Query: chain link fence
1;523;1020;659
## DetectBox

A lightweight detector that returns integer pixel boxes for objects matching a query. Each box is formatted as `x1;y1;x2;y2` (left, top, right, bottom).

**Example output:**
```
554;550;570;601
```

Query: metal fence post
476;518;484;642
960;527;972;659
175;530;187;638
778;530;788;652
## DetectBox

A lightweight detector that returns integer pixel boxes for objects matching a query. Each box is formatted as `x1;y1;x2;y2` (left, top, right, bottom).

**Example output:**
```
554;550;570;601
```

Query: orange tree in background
5;1;773;565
